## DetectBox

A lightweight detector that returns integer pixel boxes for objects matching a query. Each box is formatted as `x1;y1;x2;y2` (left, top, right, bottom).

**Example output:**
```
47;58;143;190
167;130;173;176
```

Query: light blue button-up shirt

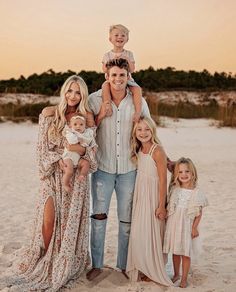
88;89;151;174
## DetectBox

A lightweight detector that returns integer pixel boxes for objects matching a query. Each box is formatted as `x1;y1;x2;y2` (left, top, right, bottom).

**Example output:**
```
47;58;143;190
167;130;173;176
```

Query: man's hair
109;24;129;36
105;58;130;73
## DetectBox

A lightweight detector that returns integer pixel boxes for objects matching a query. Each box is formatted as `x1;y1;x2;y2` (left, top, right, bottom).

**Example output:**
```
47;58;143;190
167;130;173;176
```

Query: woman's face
65;82;81;107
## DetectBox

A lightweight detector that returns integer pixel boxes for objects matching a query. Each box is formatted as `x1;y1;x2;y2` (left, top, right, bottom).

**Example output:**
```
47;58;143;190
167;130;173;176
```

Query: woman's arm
86;111;95;127
153;146;167;220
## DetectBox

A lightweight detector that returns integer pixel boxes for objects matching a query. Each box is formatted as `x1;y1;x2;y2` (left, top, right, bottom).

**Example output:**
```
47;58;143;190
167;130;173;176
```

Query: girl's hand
191;227;199;239
155;207;166;221
59;159;66;171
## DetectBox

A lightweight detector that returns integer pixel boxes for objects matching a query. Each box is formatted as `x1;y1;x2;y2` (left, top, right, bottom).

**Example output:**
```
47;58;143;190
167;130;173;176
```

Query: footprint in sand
2;242;21;254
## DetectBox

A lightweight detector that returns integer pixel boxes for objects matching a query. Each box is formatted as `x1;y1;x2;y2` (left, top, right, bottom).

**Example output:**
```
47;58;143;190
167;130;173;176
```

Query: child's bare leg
172;254;181;283
129;85;142;122
180;256;190;288
62;158;74;192
102;81;113;116
78;158;90;182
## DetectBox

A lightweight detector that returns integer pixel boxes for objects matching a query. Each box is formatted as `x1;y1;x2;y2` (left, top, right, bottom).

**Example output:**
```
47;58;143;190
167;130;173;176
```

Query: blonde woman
4;75;97;291
126;117;173;287
163;158;208;288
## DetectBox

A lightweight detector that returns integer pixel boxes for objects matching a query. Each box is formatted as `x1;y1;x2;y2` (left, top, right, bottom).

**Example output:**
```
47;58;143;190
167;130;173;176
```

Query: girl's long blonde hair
49;75;90;138
130;116;161;164
168;157;198;193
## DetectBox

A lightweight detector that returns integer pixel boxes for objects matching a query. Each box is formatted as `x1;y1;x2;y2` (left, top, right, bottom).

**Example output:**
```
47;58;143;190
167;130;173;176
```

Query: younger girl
163;157;208;288
126;117;172;287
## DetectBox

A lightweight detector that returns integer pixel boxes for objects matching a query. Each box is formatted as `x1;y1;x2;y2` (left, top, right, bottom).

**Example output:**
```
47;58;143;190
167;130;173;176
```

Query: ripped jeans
90;169;136;270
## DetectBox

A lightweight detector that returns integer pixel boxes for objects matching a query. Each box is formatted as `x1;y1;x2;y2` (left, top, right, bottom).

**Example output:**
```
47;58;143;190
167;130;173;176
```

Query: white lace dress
163;187;208;257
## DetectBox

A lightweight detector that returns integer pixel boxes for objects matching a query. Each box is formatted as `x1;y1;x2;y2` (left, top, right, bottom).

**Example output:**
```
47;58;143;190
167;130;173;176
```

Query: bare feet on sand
171;274;180;283
179;279;187;288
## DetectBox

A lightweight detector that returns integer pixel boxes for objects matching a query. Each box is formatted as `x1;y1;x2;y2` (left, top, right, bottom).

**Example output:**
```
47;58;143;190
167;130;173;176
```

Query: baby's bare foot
64;184;72;193
132;112;141;123
78;175;86;182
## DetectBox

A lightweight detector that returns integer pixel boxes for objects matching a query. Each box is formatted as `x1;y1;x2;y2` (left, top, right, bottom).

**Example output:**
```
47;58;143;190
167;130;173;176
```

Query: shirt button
117;132;119;134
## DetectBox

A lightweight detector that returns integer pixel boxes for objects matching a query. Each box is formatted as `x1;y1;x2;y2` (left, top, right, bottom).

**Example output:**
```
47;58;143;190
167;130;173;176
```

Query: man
87;58;151;280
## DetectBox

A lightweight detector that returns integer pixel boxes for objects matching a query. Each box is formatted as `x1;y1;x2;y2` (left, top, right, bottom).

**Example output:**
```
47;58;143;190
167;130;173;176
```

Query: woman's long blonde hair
130;116;161;164
49;75;90;138
169;157;198;193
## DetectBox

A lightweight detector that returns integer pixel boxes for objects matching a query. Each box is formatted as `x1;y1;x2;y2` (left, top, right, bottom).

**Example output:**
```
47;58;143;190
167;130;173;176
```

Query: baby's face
70;117;86;133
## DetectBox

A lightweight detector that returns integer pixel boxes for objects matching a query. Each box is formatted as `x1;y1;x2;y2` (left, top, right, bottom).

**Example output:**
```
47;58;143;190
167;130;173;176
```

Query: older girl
126;117;172;287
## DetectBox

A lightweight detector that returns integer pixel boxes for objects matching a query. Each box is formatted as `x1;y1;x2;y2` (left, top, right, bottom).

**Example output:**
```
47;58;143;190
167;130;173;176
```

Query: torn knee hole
120;220;131;224
91;213;107;220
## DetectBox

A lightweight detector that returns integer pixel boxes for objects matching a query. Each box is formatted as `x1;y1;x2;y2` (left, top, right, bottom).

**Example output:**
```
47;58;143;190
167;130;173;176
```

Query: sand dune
0;118;236;291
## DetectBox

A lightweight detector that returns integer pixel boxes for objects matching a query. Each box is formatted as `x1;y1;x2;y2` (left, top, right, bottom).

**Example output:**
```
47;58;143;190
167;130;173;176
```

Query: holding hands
155;206;167;221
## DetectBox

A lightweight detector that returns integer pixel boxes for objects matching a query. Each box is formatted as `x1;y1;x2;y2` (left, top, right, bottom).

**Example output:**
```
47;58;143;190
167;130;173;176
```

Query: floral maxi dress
1;114;97;291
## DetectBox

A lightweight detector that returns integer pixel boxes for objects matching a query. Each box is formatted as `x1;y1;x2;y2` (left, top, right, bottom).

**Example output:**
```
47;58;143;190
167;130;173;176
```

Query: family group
1;24;208;291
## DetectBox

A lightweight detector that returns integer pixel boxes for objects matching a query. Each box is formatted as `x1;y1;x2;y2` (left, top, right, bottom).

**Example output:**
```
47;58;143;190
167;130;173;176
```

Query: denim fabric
90;169;136;269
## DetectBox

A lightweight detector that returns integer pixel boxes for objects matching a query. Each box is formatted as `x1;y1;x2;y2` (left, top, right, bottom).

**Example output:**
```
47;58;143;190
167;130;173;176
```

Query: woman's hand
155;207;166;220
191;227;199;239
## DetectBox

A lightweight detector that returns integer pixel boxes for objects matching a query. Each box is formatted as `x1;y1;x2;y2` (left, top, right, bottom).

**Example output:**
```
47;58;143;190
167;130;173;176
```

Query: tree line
1;67;236;95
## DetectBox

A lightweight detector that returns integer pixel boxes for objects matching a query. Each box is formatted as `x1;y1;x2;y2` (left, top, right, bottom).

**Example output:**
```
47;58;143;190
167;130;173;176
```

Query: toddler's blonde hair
109;24;129;36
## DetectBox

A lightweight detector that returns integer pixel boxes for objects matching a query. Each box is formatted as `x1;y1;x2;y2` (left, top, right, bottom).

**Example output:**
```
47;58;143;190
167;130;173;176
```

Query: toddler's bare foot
171;275;180;283
132;112;141;123
179;279;187;288
78;174;86;182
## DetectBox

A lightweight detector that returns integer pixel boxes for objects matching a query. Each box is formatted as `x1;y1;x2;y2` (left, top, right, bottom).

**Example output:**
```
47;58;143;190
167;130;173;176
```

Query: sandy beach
0;118;236;292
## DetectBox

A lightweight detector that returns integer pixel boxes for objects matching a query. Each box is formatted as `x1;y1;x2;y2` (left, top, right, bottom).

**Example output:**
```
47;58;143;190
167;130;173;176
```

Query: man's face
107;66;129;92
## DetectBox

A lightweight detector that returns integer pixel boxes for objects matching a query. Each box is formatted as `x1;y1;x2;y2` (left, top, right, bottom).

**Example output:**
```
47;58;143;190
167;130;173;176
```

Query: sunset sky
1;0;236;80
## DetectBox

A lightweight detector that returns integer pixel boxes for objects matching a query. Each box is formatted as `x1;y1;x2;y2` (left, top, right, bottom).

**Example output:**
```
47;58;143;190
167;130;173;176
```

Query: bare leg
62;158;74;192
129;85;142;123
102;81;113;116
42;196;55;252
180;256;190;288
172;254;181;283
78;159;90;182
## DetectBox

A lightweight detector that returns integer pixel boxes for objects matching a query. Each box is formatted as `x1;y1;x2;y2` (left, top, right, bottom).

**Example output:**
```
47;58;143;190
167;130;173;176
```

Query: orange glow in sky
1;0;236;80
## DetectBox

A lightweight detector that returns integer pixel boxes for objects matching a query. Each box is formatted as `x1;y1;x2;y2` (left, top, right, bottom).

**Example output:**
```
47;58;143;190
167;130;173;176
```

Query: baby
62;113;97;192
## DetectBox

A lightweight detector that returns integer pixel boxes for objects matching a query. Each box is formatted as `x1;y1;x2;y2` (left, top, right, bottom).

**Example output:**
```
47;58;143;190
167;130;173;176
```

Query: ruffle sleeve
187;188;209;219
166;188;179;217
82;126;97;173
37;114;62;180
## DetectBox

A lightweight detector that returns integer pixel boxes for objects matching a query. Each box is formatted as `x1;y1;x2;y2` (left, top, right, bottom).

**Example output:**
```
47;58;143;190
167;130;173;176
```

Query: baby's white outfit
62;126;96;166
